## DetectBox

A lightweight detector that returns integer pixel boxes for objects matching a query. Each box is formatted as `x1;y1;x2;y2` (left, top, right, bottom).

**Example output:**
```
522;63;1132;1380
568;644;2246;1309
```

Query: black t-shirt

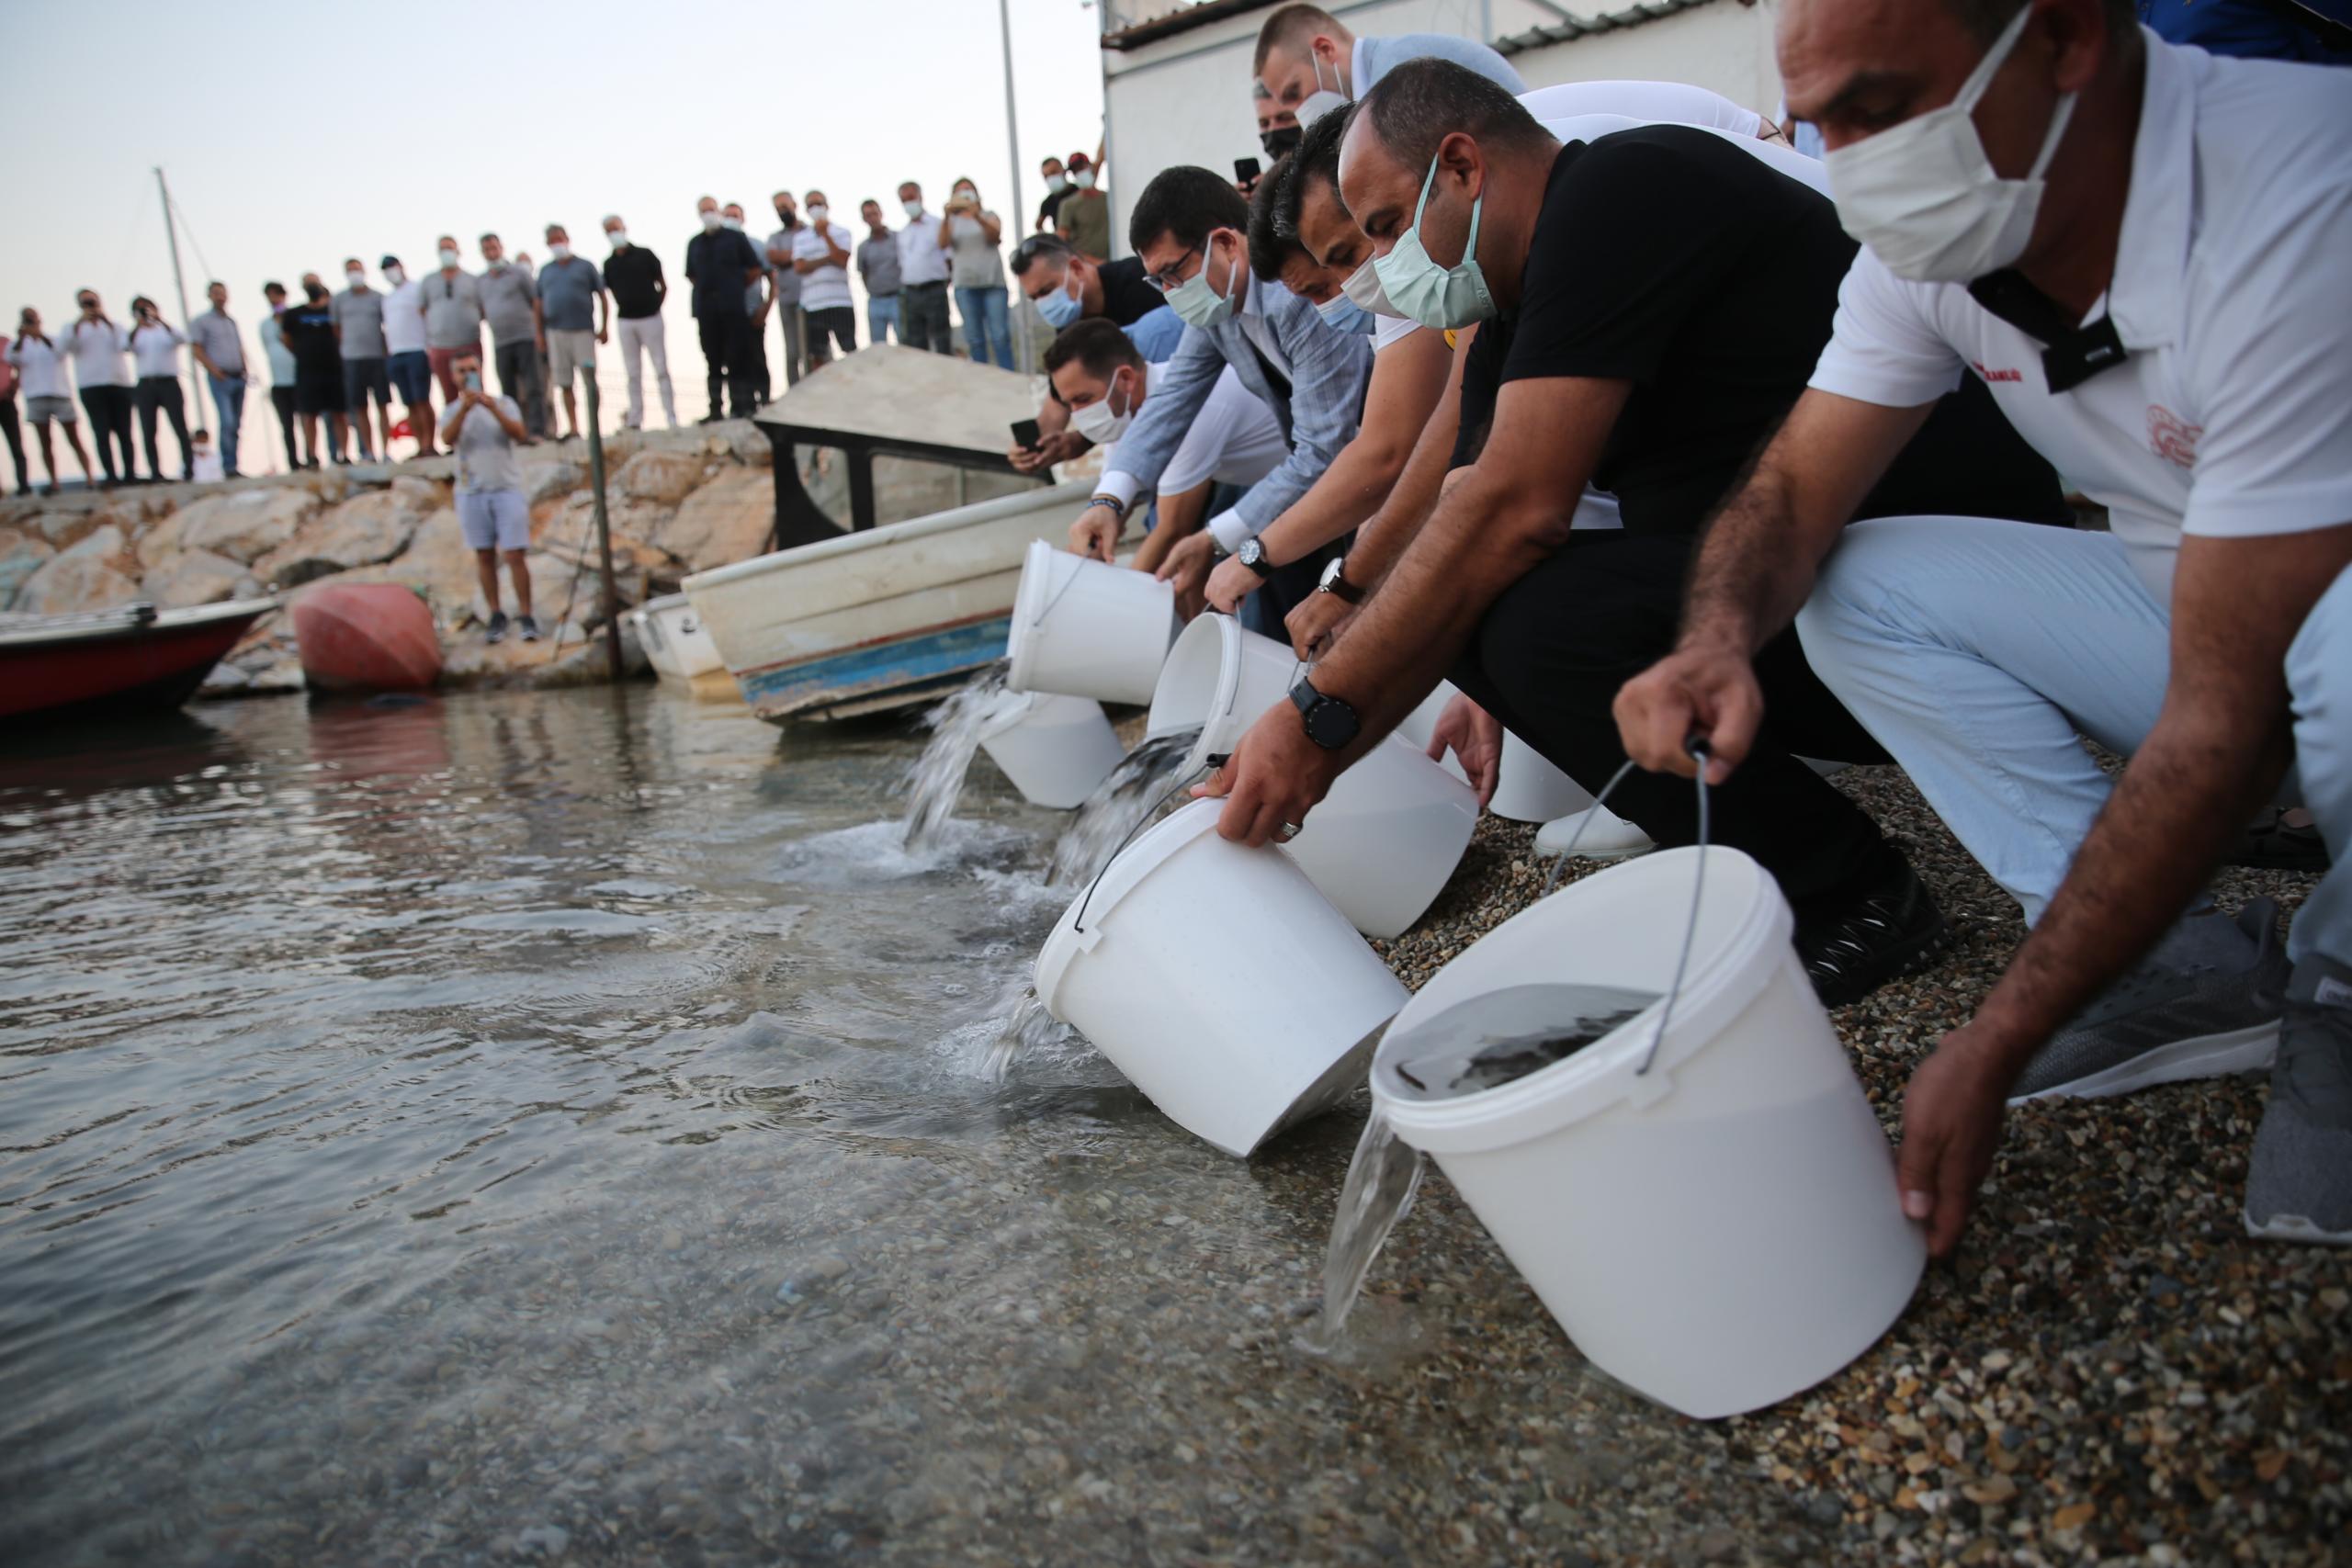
1096;256;1165;329
605;245;666;320
1036;186;1071;234
684;229;761;319
280;301;340;377
1453;127;2064;534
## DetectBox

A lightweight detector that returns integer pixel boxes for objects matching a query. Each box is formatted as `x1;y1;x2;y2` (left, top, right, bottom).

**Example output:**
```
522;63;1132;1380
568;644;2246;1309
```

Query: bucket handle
1069;754;1224;936
1538;740;1711;1079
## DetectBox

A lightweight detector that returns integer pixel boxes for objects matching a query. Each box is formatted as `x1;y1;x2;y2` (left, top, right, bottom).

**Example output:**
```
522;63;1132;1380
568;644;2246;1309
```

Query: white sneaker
1533;806;1655;862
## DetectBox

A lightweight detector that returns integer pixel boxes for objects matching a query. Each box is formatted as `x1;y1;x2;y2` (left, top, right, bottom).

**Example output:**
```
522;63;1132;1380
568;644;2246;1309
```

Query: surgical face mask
1822;4;2078;284
1261;124;1302;160
1068;369;1136;444
1373;155;1495;331
807;205;828;223
1315;292;1373;334
1340;254;1401;319
606;231;628;249
1046;173;1069;193
385;265;405;284
439;247;461;267
700;210;723;231
1163;235;1241;329
1297;50;1350;130
549;243;571;261
346;270;367;287
1072;170;1096;190
1036;276;1084;329
901;199;924;220
722;215;744;231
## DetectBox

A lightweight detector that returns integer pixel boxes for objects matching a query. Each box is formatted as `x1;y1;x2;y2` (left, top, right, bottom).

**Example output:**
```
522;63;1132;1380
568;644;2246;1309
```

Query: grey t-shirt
424;270;485;350
856;234;902;296
948;212;1006;290
331;288;387;360
536;257;602;332
765;227;804;309
188;309;246;376
479;264;538;345
452;393;525;495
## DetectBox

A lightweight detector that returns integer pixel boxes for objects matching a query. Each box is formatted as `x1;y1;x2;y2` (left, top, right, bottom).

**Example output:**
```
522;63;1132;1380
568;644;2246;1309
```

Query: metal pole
998;0;1025;249
585;378;623;682
156;168;199;475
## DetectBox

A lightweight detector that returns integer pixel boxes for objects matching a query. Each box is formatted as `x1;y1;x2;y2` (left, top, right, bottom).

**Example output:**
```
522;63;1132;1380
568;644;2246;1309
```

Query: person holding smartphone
127;297;193;481
438;348;537;646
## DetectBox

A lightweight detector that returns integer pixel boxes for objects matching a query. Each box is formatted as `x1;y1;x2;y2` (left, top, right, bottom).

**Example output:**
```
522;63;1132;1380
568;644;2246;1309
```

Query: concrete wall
1101;0;1786;258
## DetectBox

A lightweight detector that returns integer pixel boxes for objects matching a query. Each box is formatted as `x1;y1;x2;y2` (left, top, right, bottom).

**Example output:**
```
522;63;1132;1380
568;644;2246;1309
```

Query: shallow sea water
0;686;1819;1566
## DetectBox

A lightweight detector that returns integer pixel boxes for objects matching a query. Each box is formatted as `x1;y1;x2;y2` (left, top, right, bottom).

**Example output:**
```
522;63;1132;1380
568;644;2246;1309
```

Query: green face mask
1373;154;1495;332
1164;235;1241;330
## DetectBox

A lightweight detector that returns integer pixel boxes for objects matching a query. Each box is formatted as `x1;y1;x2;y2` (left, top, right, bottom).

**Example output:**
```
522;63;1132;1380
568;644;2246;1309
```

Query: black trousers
0;396;25;491
1448;531;1900;911
270;386;300;467
493;341;546;439
81;385;137;480
745;314;773;406
697;310;754;420
804;306;856;366
899;282;952;355
135;376;192;479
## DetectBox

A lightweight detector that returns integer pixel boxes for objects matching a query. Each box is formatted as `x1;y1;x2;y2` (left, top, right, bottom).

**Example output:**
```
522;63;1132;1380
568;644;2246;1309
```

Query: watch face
1303;694;1359;750
1239;539;1263;567
1319;557;1344;590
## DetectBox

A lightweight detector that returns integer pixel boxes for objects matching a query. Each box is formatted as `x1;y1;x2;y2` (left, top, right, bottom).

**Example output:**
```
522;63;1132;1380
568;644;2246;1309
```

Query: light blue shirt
258;309;298;386
1122;305;1185;364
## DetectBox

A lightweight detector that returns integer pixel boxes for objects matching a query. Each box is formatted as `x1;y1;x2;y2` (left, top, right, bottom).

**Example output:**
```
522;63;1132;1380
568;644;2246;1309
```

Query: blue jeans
1795;517;2349;966
207;374;246;475
867;295;899;345
955;285;1012;370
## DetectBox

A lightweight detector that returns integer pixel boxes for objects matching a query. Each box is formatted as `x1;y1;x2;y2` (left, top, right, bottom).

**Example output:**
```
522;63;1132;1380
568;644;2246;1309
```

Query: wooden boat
624;592;726;687
0;597;277;725
684;479;1107;723
290;581;442;694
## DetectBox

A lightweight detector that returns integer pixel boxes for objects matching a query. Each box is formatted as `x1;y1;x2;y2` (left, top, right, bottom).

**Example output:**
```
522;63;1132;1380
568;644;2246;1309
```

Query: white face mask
1072;170;1096;190
954;188;976;205
807;205;828;224
701;210;724;231
1339;254;1401;319
1069;368;1136;444
722;215;744;231
901;199;924;220
606;231;628;249
1297;48;1350;130
549;243;571;261
1373;154;1495;331
1045;173;1069;193
1163;234;1243;330
385;265;405;285
438;247;460;267
1822;4;2078;284
345;270;367;288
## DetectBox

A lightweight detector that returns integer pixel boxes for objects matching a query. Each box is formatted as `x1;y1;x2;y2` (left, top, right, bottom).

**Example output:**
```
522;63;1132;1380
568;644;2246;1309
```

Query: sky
0;0;1116;448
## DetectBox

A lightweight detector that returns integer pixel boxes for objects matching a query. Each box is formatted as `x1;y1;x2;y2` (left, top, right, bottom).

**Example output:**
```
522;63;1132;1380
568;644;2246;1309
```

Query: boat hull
628;592;727;685
0;600;277;725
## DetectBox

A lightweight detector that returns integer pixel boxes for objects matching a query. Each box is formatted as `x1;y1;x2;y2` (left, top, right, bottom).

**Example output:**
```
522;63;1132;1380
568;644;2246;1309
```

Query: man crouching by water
440;347;537;645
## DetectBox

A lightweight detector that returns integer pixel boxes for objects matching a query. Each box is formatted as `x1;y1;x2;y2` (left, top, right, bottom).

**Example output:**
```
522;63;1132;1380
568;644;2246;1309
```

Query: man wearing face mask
280;279;353;469
764;192;807;391
1201;59;2065;1005
602;217;674;431
1036;156;1074;235
1046;318;1289;604
685;196;766;422
894;183;955;355
1006;234;1186;475
855;200;902;346
1613;0;2352;1251
62;290;136;483
719;205;775;407
794;190;858;367
1062;165;1372;625
1054;153;1112;263
536;225;606;443
380;256;434;457
1251;3;1524;136
332;258;390;463
423;237;486;406
477;234;545;442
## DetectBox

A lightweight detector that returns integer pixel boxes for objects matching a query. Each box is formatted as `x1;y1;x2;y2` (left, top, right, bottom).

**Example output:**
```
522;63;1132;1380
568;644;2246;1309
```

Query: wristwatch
1289;674;1361;750
1317;556;1365;605
1237;537;1274;578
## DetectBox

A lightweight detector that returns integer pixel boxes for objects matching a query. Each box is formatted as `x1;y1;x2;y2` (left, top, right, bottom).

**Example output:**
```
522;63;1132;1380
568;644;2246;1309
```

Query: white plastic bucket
977;692;1125;809
1489;731;1596;823
1005;539;1180;706
1371;848;1924;1419
1396;681;1471;785
1036;799;1408;1156
1146;615;1477;940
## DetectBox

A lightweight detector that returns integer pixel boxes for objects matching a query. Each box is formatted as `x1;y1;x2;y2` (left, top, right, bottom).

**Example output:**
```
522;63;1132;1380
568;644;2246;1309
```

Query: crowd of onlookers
0;148;1117;496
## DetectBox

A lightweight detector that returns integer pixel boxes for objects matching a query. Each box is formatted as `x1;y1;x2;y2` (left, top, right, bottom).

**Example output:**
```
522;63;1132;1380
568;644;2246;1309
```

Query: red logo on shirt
1972;361;2024;383
2146;405;2201;469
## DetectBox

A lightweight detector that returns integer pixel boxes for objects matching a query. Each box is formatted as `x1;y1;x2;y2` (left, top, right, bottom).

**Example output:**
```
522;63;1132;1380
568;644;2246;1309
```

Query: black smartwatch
1317;556;1365;605
1289;674;1361;750
1237;537;1274;578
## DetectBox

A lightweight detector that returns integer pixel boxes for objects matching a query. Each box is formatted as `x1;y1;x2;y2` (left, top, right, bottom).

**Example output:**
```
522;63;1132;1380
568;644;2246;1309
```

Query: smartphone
1233;157;1262;184
1010;418;1042;453
462;371;482;393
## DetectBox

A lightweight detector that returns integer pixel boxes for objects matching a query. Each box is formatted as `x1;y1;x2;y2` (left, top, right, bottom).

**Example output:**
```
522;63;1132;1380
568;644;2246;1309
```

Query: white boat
624;592;726;687
684;479;1110;723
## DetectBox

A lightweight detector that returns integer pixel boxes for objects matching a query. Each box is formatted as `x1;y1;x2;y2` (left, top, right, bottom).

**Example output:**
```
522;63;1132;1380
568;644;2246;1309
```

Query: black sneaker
1794;863;1949;1008
516;614;540;643
485;610;510;646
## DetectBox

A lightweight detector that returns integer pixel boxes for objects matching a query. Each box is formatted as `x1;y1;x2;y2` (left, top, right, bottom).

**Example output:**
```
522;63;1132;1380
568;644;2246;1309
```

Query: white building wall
1101;0;1786;259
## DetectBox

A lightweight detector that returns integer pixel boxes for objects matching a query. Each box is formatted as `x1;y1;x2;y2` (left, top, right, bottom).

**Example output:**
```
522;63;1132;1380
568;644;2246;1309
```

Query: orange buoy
290;582;443;693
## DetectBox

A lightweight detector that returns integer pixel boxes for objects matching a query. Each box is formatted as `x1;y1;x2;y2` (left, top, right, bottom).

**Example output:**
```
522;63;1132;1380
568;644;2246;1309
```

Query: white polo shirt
792;222;855;311
1518;78;1765;141
61;319;131;389
1097;363;1287;531
896;212;951;288
383;278;427;355
1807;33;2352;604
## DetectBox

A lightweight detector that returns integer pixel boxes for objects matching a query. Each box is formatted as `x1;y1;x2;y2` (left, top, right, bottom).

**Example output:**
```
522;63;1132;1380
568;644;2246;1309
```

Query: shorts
26;394;75;425
294;367;346;416
342;356;392;412
389;349;433;404
457;488;531;551
546;328;596;388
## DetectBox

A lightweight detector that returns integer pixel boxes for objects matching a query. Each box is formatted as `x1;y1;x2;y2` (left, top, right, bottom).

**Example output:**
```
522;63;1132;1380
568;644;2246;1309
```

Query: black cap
379;254;401;268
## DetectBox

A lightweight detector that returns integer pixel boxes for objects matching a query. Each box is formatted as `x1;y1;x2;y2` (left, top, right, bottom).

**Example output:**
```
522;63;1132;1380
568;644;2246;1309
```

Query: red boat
0;598;277;725
289;581;443;694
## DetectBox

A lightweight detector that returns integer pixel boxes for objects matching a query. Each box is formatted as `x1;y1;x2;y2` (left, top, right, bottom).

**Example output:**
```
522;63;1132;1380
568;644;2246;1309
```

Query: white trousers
615;316;676;429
